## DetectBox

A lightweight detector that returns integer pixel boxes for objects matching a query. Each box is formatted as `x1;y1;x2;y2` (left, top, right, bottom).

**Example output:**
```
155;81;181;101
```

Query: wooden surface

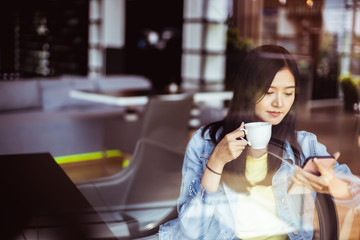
60;154;130;183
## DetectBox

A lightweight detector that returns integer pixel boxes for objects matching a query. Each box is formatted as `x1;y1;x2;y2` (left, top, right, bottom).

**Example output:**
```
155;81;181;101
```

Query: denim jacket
159;128;360;240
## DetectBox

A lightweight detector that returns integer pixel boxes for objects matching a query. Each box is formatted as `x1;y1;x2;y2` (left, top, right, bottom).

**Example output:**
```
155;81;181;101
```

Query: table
69;89;150;106
69;88;233;128
69;88;233;106
0;153;117;239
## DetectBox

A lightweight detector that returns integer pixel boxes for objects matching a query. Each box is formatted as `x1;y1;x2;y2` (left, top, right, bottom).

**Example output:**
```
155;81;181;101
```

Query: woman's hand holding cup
207;122;248;172
201;123;248;192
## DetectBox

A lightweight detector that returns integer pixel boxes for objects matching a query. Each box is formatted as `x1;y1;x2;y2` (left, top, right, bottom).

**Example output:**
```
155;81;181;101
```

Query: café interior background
0;0;359;96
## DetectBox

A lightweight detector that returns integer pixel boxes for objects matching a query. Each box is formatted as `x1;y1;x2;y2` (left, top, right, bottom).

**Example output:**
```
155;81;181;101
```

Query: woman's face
255;68;295;125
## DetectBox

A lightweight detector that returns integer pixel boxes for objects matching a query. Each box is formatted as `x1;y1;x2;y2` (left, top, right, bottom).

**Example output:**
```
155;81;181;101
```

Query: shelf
14;0;89;77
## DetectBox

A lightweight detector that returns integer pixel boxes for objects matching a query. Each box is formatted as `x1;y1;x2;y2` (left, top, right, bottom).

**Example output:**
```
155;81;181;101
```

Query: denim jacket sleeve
297;131;360;208
175;128;232;239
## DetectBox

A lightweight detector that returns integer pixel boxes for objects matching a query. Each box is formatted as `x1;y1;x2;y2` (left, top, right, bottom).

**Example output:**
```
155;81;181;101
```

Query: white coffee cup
240;122;272;149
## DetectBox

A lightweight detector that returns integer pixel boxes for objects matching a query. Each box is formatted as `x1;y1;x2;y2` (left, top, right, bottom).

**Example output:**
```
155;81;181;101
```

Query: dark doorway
124;0;183;91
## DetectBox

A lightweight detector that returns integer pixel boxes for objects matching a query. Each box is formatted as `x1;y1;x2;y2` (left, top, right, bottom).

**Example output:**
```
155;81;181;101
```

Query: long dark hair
202;45;303;192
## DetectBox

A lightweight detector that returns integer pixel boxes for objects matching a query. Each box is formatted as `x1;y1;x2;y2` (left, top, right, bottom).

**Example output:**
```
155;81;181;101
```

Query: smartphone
302;155;335;176
287;155;335;194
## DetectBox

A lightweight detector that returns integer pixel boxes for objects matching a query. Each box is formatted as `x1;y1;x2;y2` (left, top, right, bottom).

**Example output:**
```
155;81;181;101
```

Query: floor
59;102;360;239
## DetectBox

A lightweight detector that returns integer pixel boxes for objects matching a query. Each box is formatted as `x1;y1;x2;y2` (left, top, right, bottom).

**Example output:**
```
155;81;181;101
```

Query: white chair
76;138;184;239
103;92;194;154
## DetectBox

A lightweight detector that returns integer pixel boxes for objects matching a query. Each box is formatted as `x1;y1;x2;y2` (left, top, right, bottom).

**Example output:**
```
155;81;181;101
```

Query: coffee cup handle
239;128;251;146
239;127;247;135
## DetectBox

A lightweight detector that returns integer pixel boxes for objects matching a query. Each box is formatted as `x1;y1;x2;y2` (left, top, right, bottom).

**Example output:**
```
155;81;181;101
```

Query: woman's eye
266;92;274;95
284;92;294;96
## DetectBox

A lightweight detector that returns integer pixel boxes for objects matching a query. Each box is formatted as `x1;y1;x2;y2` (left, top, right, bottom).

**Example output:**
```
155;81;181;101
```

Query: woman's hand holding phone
289;152;353;199
302;155;336;176
288;155;335;195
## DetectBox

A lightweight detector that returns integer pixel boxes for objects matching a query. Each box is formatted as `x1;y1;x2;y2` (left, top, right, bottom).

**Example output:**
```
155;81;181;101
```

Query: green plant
226;27;253;52
340;74;360;91
340;74;360;112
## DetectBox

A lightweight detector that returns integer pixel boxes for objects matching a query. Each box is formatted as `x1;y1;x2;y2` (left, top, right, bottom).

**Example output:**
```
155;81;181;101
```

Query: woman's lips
267;111;281;117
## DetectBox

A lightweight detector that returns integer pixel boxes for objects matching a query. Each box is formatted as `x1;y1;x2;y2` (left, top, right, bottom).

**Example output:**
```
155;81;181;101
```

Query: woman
159;45;360;240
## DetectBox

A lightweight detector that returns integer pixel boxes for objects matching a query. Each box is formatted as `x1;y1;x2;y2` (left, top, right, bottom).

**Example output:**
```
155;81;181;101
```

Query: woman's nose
272;94;283;107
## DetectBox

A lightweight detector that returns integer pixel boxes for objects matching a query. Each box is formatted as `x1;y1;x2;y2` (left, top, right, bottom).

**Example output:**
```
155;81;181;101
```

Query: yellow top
235;153;294;239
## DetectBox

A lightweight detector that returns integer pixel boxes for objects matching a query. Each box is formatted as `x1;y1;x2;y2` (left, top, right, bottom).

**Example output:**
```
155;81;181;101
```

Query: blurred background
0;0;359;95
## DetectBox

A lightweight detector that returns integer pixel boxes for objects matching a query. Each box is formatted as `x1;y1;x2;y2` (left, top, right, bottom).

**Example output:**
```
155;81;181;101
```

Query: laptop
0;152;117;240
